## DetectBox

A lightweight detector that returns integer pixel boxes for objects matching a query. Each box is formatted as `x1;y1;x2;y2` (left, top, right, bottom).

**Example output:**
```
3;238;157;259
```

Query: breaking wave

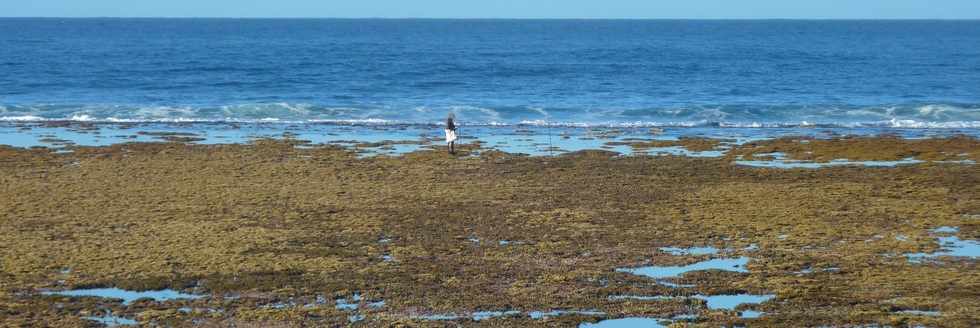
1;103;979;129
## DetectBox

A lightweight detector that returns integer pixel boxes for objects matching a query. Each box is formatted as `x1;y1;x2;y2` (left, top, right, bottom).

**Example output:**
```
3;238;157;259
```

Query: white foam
885;119;980;129
0;102;979;130
307;118;394;125
0;115;47;121
68;114;95;121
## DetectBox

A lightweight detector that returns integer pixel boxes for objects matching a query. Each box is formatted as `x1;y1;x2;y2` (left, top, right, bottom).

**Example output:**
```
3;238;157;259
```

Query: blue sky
3;0;979;19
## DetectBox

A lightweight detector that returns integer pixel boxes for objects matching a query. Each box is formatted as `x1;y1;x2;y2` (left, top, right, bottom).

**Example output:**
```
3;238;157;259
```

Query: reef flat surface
0;136;978;327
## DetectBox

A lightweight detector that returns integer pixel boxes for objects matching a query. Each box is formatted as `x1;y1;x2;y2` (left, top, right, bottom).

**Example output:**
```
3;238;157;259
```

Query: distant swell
1;103;979;129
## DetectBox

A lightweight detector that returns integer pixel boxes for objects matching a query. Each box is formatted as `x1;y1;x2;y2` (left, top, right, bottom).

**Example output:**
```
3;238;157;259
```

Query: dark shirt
447;118;456;131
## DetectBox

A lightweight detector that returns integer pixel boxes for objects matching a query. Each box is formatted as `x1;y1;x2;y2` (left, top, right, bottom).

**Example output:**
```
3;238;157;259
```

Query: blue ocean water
1;18;979;128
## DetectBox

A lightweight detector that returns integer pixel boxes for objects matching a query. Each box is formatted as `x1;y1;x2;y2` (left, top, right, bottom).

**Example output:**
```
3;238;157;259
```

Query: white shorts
445;129;457;143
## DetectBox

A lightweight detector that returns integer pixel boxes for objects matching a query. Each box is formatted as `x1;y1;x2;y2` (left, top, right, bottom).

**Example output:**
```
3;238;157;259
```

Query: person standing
445;115;458;154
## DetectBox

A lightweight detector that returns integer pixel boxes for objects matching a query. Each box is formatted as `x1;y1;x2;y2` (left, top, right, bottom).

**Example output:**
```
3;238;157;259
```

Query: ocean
2;18;979;128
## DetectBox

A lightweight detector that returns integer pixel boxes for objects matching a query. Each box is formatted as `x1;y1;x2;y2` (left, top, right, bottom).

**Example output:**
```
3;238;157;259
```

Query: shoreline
3;120;980;158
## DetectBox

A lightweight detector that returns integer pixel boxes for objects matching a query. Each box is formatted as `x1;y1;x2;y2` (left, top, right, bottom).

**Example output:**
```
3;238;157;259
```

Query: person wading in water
445;114;458;154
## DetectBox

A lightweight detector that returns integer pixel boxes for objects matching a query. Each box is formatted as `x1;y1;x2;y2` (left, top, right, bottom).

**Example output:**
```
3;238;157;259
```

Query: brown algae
0;137;978;327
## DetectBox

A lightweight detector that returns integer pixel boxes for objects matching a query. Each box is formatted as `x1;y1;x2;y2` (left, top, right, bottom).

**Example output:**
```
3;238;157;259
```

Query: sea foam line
2;116;980;129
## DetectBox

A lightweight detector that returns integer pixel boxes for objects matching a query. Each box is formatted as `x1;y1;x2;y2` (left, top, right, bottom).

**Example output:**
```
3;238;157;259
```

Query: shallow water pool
736;157;926;169
907;227;980;263
579;317;667;328
616;257;749;279
693;294;774;310
41;288;202;305
658;246;719;256
83;313;137;327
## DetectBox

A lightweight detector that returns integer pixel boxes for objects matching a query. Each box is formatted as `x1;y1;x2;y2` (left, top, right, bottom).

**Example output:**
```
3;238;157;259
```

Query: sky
3;0;980;19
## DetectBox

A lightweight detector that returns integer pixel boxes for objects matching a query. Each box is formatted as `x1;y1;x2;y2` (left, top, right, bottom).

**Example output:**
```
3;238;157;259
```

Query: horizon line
2;16;979;21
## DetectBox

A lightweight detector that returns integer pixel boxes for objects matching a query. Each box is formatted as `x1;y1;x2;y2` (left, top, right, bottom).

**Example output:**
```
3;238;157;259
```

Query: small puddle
657;281;695;288
934;160;977;165
83;312;137;327
609;294;773;312
579;317;668;328
41;288;202;305
907;236;979;262
349;314;366;323
795;267;840;275
528;310;605;319
907;227;979;263
736;153;925;169
672;314;698;321
336;294;360;310
694;294;774;310
411;309;544;321
413;310;605;320
411;313;462;320
608;295;673;301
740;310;764;318
335;293;384;311
616;257;749;279
659;246;718;256
639;146;726;158
273;293;381;322
473;310;522;321
896;310;941;317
